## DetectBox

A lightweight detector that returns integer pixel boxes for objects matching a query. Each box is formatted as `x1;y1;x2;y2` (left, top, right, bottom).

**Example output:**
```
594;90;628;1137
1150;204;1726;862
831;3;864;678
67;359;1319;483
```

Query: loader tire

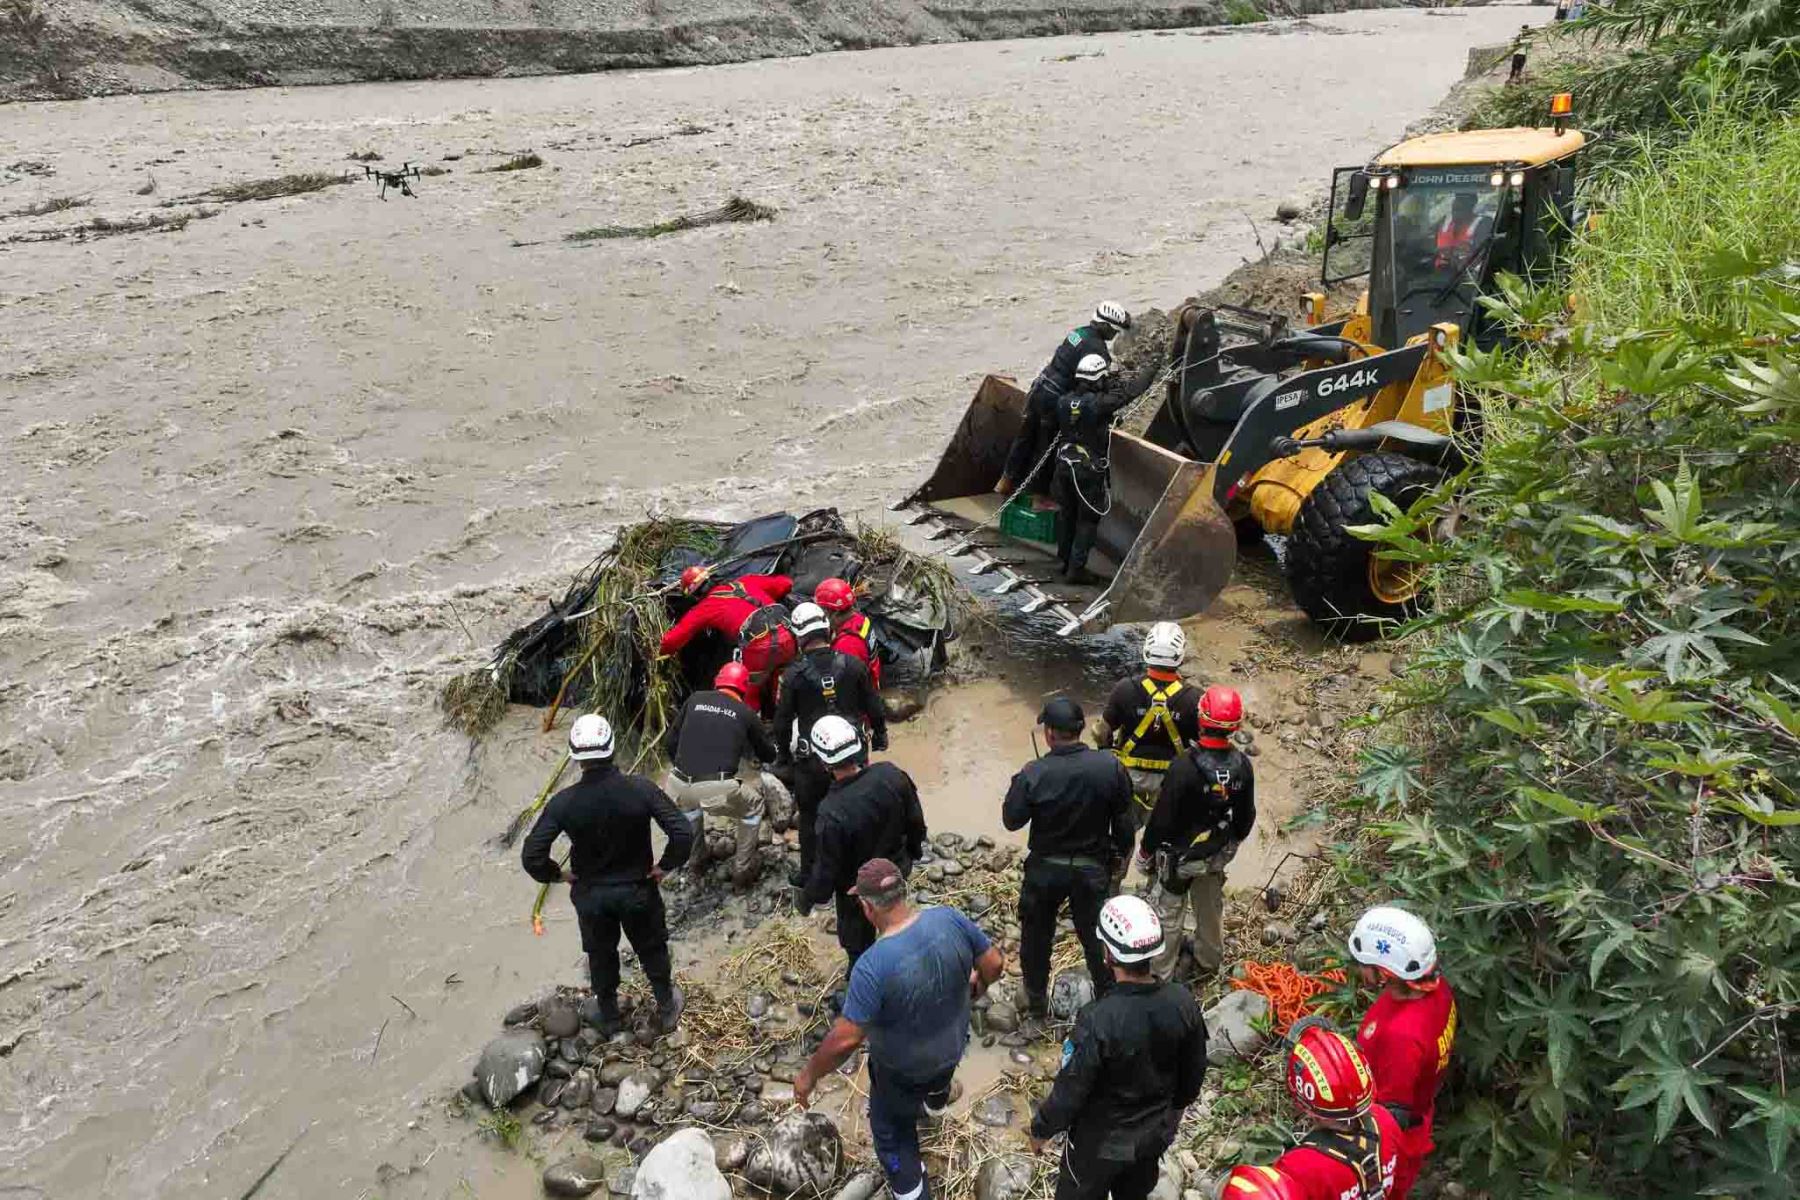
1285;452;1442;641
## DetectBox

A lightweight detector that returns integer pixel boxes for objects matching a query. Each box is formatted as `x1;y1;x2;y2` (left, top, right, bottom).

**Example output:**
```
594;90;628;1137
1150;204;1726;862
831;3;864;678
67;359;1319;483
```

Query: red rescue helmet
714;662;751;698
1198;685;1244;747
814;577;856;613
1222;1165;1306;1200
1286;1025;1374;1121
679;565;713;595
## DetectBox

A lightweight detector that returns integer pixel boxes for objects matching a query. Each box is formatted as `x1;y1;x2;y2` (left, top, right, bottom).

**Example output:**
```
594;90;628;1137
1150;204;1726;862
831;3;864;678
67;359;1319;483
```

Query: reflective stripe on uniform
1115;677;1187;771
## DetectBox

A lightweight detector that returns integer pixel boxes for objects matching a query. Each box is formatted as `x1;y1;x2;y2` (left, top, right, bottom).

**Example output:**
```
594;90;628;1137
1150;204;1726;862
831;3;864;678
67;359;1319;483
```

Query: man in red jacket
657;566;794;660
814;577;880;690
1258;1025;1402;1200
1348;906;1456;1200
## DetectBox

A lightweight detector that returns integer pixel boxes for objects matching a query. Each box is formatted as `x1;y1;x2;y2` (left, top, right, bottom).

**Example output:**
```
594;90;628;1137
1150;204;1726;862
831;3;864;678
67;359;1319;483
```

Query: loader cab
1322;116;1583;351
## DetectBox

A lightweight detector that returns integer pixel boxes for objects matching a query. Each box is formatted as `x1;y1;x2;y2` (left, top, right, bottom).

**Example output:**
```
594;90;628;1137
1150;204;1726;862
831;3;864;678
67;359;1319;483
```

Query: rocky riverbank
1;0;1401;101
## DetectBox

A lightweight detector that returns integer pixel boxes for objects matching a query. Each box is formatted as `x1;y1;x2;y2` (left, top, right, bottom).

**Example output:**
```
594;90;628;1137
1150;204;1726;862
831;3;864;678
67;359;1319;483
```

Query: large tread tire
1285;452;1443;641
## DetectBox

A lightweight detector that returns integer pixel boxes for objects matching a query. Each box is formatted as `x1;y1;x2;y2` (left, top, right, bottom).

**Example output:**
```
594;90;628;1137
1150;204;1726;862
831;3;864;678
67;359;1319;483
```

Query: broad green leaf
1731;1086;1800;1172
1498;589;1626;615
1519;787;1616;822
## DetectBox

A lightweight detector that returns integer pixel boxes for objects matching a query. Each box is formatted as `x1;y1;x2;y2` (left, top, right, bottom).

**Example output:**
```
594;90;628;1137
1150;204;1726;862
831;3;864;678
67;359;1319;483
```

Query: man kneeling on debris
521;713;694;1036
664;662;786;888
998;301;1132;496
796;858;1005;1200
1028;896;1208;1200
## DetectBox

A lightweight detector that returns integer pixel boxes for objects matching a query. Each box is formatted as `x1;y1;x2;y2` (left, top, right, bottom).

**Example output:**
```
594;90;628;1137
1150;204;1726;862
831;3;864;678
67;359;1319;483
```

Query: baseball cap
1038;696;1085;732
849;858;906;904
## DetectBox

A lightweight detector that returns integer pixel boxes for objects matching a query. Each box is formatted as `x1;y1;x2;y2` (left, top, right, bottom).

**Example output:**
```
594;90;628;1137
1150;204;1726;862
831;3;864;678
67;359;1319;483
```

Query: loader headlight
1509;170;1526;187
1489;171;1504;187
1384;175;1400;190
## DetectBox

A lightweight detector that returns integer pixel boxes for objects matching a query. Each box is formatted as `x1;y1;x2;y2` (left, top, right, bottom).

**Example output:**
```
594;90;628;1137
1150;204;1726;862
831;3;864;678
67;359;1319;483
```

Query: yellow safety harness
1115;676;1187;771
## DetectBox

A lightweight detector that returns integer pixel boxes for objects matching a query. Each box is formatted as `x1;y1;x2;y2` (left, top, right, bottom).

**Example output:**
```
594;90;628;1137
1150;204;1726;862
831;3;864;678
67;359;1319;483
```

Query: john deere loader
897;96;1585;639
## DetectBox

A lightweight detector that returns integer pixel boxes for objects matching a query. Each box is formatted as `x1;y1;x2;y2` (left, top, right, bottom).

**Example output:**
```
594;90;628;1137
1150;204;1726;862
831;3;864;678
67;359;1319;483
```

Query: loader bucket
897;370;1237;631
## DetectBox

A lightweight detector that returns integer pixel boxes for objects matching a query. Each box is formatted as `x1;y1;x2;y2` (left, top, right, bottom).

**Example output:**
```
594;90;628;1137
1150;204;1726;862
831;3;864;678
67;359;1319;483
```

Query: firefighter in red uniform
659;566;795;711
1229;1025;1401;1200
1348;906;1456;1200
813;577;881;690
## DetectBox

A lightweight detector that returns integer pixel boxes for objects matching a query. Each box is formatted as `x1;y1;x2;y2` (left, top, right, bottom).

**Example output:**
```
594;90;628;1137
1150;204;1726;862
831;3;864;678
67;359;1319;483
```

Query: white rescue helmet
810;714;864;766
1348;905;1438;981
1093;301;1132;333
1074;353;1110;384
1098;894;1164;964
568;713;615;762
1142;621;1186;669
790;601;832;641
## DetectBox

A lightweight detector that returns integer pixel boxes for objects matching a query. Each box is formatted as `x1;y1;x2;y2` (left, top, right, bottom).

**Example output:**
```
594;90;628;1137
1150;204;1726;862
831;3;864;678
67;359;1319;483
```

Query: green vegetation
1353;82;1800;1200
1223;0;1263;26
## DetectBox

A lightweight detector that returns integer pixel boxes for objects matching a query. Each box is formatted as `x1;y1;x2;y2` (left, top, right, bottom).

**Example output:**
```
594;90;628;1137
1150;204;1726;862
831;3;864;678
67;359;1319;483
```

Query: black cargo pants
574;880;673;1020
1018;854;1112;1004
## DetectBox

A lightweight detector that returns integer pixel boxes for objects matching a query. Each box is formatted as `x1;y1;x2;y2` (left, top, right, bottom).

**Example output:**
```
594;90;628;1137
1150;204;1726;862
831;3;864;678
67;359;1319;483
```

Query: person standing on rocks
997;301;1132;496
521;713;695;1036
775;602;887;889
1094;622;1201;841
1003;697;1136;1017
798;716;928;981
795;858;1006;1200
664;661;782;888
1137;685;1254;984
1348;906;1457;1200
1028;896;1207;1200
814;576;882;690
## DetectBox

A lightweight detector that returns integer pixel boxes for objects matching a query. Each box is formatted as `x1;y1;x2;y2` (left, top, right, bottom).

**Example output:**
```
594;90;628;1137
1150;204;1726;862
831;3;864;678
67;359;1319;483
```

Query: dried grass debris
562;196;775;243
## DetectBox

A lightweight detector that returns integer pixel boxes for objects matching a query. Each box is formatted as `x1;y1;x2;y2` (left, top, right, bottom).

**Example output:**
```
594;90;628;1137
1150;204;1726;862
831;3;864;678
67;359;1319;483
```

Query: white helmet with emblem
809;714;864;766
1142;621;1186;669
1074;353;1110;383
1093;301;1132;333
568;713;615;762
1098;894;1164;964
790;601;832;641
1348;905;1438;981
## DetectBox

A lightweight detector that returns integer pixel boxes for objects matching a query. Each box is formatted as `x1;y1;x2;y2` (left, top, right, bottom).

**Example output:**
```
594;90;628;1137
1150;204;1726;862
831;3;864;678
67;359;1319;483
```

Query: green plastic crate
999;497;1061;545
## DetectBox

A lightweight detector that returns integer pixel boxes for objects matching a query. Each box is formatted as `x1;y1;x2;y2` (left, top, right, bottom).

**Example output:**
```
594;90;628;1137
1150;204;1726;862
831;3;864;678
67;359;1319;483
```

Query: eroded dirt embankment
1;0;1397;101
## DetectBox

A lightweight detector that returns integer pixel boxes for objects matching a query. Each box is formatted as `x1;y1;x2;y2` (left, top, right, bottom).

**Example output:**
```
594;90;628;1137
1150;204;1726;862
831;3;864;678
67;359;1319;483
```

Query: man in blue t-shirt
796;858;1006;1200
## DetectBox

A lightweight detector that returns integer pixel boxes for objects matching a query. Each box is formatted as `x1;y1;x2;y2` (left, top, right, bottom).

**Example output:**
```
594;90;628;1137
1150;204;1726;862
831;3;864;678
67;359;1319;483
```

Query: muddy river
0;8;1525;1197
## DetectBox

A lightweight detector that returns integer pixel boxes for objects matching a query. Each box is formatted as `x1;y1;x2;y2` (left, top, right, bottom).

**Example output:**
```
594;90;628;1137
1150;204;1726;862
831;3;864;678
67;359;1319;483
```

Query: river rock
543;1154;609;1198
1049;968;1095;1019
762;1080;796;1104
831;1171;884;1200
599;1061;634;1086
744;1110;842;1195
542;995;584;1038
542;1077;570;1107
1205;990;1271;1062
475;1029;547;1107
1275;198;1305;222
585;1119;617;1142
564;1076;595;1110
616;1070;661;1119
1149;1154;1184;1200
504;1001;539;1026
985;1002;1020;1033
716;1134;750;1171
941;859;965;876
973;1095;1015;1128
1261;921;1298;946
591;1086;617;1115
975;1154;1034;1200
608;1163;637;1195
747;993;771;1020
632;1128;730;1200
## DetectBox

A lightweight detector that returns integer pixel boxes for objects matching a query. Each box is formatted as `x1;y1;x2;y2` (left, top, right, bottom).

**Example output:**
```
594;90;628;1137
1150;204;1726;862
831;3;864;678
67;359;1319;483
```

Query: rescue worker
1349;906;1456;1200
815;576;881;690
520;713;695;1035
799;716;929;979
1002;697;1135;1015
775;602;887;888
1027;896;1208;1200
656;564;793;664
1250;1025;1403;1200
1095;622;1201;834
997;302;1132;496
1052;354;1137;585
1433;193;1481;270
664;662;781;888
1137;685;1254;983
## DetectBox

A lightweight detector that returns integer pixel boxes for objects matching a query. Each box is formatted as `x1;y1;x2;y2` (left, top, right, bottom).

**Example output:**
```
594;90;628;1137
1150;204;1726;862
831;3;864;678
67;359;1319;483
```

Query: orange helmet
814;577;856;613
1198;685;1244;747
714;662;751;697
1287;1025;1374;1120
679;565;713;595
1223;1165;1305;1200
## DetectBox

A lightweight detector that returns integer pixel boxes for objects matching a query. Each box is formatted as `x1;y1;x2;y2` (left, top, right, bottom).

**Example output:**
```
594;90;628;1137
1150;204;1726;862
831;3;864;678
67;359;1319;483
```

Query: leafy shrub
1358;102;1800;1198
1223;0;1263;26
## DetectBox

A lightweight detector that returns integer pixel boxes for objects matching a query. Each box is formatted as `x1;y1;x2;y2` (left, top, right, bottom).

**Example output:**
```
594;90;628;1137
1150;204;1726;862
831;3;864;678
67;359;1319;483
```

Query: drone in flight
362;163;422;200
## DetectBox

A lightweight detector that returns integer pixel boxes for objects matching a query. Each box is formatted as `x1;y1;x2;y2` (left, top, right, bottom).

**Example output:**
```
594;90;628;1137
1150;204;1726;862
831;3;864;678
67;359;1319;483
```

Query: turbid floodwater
0;8;1529;1197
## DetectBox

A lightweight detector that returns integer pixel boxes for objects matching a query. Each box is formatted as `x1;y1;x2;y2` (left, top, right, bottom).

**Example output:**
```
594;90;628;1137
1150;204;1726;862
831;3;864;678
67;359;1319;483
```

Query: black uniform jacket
774;646;887;759
1030;979;1208;1160
803;762;928;906
1001;743;1134;865
665;688;778;777
1141;744;1256;865
521;764;694;896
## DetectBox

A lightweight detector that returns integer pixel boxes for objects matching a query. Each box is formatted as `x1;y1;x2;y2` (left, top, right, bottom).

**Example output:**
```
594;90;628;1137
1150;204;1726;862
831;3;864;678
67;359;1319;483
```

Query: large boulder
744;1110;842;1195
474;1029;547;1107
1148;1153;1185;1200
974;1154;1035;1200
632;1129;730;1200
543;1154;609;1198
1049;968;1095;1020
1204;990;1271;1063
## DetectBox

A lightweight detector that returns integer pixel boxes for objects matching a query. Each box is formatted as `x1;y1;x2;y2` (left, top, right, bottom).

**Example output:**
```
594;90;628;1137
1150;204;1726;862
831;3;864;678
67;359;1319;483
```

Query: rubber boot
656;984;686;1036
1021;986;1049;1019
581;995;621;1038
731;818;762;890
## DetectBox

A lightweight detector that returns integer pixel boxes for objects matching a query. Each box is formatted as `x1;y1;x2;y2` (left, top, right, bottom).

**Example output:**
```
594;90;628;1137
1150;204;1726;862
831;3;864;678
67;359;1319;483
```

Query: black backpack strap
1298;1116;1383;1199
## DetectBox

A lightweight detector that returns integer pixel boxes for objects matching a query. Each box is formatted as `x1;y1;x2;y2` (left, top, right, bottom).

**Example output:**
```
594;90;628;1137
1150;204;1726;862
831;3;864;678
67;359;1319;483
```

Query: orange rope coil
1231;960;1347;1033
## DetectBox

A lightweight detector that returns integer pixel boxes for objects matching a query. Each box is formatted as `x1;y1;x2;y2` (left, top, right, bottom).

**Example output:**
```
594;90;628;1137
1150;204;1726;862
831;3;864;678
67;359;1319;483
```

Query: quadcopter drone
362;162;422;200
